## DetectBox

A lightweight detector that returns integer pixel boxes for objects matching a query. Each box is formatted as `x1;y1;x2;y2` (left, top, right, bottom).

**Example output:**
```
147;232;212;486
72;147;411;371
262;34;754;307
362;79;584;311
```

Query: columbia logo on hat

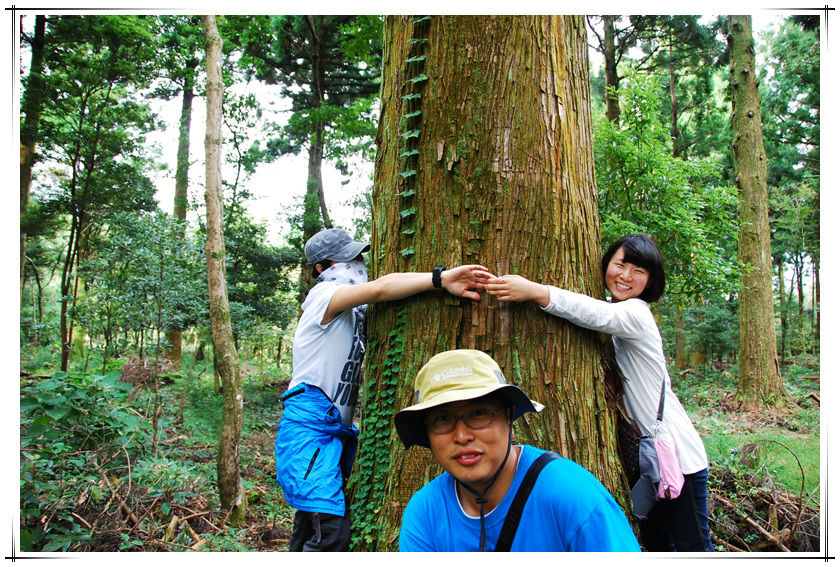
433;366;473;382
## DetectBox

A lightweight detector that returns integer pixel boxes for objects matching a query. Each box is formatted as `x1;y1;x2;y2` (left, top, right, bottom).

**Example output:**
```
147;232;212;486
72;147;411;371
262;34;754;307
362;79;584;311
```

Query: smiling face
605;247;651;302
426;397;512;494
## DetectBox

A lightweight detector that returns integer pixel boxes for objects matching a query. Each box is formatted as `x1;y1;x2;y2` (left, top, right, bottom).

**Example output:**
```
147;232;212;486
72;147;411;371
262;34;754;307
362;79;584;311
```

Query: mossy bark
349;15;627;551
727;16;789;408
202;15;246;525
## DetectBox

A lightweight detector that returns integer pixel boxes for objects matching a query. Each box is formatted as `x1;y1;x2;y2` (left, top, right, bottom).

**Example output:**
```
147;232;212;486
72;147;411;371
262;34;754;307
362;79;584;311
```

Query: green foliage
759;18;819;191
74;212;207;365
594;71;739;303
229;15;382;165
636;16;729;160
224;213;300;334
20;371;155;551
673;365;820;498
683;295;740;362
21;371;146;448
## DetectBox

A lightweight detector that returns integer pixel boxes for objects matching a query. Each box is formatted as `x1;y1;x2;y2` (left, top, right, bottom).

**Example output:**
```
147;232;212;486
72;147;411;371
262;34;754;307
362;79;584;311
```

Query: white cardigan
543;286;709;475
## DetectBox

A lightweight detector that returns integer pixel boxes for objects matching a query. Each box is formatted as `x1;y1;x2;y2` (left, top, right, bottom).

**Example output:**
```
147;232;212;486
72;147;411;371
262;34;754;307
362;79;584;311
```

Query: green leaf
407;74;428;84
37;380;63;392
44;407;70;421
401;149;420;158
408;16;431;23
407;38;429;44
20;397;41;412
400;248;415;256
398;189;416;198
401;93;422;100
403;110;422;119
404;55;427;63
400;129;420;139
399;170;417;179
399;207;416;218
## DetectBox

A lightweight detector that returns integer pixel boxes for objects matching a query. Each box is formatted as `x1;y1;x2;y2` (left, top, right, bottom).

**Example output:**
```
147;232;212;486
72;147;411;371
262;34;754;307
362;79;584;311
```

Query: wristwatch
432;266;447;289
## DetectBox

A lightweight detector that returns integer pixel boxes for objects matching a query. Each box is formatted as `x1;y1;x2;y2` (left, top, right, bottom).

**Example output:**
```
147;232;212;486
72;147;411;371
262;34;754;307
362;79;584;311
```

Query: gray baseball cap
305;228;370;265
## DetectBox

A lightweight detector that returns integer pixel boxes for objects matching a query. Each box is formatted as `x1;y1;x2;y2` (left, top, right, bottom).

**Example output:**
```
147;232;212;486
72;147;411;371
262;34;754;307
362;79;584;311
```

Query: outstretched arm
322;265;492;324
485;274;551;308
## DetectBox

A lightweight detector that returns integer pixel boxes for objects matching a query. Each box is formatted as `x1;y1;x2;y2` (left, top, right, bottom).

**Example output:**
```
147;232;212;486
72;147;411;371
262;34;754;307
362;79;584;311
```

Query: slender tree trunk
674;305;687;370
795;253;805;315
777;257;788;367
728;15;788;408
297;17;334;299
164;60;197;371
813;255;820;351
20;15;47;302
202;15;246;524
348;15;625;551
603;16;620;123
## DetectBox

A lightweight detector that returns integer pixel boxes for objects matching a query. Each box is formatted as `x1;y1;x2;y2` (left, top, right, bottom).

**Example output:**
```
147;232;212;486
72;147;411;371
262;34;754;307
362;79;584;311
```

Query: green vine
397;15;431;262
349;18;432;549
349;305;409;549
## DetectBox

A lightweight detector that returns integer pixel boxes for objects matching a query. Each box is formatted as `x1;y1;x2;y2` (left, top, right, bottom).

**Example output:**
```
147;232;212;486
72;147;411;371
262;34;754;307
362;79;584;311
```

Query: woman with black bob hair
486;234;713;552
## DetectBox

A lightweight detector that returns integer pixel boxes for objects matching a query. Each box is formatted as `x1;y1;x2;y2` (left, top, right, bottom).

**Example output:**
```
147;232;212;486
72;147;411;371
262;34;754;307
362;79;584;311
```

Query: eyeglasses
424;407;506;434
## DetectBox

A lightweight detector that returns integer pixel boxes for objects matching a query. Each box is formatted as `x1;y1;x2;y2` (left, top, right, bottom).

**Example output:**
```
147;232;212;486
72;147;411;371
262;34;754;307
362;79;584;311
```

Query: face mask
317;259;368;286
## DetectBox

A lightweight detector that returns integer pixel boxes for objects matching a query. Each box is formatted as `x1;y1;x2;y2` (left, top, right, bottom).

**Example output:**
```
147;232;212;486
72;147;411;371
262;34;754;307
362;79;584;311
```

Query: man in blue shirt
394;349;641;552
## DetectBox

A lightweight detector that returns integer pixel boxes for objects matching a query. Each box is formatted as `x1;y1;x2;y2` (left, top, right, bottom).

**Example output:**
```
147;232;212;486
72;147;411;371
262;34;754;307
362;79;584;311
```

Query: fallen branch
712;535;746;552
70;512;93;531
716;495;792;552
100;472;141;527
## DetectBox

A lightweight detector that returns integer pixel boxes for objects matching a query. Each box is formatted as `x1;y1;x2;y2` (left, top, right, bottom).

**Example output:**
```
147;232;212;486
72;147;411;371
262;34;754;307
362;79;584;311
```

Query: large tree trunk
20;15;47;301
728;16;789;408
164;58;198;371
202;15;246;524
348;15;626;551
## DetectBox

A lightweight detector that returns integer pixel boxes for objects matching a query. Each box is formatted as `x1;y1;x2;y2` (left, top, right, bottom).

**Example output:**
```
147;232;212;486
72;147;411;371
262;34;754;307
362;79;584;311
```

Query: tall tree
727;15;789;407
33;15;160;371
20;15;47;300
586;15;654;123
348;15;625;551
760;18;820;356
229;15;381;287
202;14;246;524
637;16;726;160
156;15;205;370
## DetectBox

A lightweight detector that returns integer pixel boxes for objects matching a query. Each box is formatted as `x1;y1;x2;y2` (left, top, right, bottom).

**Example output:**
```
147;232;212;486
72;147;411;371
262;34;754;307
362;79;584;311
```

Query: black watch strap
432;266;447;289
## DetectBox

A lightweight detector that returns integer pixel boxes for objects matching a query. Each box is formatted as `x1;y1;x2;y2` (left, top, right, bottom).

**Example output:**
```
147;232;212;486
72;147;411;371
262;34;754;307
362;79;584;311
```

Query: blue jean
639;468;714;552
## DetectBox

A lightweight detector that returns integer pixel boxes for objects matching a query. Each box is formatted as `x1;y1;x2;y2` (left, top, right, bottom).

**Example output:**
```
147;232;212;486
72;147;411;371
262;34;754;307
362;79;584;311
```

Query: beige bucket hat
394;349;545;449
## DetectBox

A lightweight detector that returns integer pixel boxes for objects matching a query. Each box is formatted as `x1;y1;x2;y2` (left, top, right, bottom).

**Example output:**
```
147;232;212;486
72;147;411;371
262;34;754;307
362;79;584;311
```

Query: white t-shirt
288;282;366;426
543;286;708;475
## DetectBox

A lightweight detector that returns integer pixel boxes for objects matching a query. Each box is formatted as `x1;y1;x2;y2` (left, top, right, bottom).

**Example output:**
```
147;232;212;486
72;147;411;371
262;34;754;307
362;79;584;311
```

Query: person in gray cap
395;349;640;552
275;228;492;552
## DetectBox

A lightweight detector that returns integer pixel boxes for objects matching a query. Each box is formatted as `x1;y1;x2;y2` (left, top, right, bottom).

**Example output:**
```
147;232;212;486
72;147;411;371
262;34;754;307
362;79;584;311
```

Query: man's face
426;397;510;492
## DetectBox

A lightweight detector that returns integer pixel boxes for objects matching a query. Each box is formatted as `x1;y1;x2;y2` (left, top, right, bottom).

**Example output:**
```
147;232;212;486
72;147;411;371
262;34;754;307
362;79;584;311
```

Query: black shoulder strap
495;451;561;552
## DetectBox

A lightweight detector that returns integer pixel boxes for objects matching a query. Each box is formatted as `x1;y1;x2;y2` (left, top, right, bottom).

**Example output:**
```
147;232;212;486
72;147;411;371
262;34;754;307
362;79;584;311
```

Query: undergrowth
19;351;820;553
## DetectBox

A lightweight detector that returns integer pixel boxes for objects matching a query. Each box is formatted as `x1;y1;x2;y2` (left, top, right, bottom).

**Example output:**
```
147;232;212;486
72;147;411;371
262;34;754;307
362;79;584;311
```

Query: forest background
12;7;829;557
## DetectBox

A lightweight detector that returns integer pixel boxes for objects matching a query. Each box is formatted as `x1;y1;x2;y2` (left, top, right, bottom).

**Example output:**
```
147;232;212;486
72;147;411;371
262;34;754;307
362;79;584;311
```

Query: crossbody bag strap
656;377;667;422
495;451;561;552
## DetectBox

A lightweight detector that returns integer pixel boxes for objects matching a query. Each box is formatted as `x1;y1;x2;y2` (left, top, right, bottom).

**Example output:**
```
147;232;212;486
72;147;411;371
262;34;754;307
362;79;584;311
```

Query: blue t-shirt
399;445;640;552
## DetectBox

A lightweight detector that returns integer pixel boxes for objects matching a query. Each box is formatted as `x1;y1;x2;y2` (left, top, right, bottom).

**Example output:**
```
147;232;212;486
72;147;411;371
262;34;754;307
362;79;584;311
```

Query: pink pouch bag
654;422;684;500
